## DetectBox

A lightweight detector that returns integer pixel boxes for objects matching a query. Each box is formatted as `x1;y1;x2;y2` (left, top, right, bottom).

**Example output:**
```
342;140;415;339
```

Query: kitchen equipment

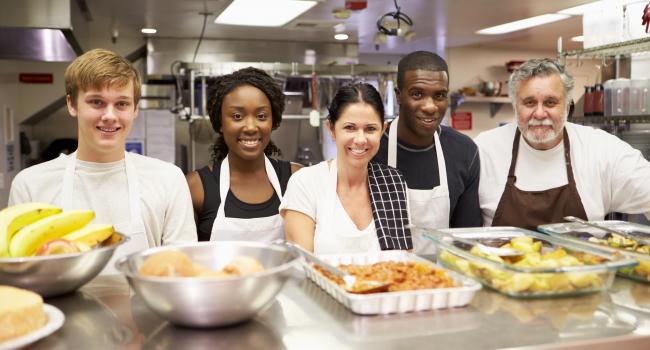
278;240;389;294
478;80;502;97
564;216;649;244
115;241;299;327
444;234;523;257
301;250;481;314
0;232;127;298
420;226;637;298
284;91;304;115
539;220;650;283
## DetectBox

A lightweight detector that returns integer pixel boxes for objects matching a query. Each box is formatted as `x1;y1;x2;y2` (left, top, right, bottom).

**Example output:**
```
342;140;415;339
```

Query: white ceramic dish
0;304;65;350
302;250;481;315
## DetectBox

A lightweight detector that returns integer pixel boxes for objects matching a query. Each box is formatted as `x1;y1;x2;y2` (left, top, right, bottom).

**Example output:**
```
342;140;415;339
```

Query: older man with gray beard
475;58;650;229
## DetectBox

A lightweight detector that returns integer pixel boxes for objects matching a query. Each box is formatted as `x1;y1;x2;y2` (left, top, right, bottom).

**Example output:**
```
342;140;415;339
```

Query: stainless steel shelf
570;115;650;124
559;37;650;59
450;94;512;117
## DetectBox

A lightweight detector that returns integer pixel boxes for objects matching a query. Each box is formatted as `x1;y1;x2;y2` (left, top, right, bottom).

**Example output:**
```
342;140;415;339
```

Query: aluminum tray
538;220;650;283
301;250;481;315
417;226;637;298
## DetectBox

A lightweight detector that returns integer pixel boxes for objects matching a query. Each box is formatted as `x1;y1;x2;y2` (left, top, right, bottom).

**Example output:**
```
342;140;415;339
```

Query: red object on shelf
19;73;53;84
506;60;524;73
345;0;367;10
451;112;472;130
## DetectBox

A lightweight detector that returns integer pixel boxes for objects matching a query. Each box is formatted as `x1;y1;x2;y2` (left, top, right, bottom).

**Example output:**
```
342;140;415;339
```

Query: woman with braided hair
186;67;301;242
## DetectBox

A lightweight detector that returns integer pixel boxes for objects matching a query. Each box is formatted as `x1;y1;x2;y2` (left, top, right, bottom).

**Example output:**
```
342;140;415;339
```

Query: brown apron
491;128;588;230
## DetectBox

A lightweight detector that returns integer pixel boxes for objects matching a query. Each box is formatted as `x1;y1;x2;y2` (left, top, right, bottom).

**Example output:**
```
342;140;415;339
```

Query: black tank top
196;158;292;241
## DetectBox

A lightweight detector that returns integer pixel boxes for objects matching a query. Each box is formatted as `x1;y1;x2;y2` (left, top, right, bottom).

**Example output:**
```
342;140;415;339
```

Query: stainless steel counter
27;270;650;350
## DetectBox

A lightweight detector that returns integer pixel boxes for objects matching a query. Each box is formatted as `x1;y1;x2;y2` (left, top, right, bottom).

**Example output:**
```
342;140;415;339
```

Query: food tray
538;220;650;283
417;226;637;298
301;250;481;315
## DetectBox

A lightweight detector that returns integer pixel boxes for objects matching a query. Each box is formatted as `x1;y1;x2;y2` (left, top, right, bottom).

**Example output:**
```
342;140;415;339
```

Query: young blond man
9;49;196;268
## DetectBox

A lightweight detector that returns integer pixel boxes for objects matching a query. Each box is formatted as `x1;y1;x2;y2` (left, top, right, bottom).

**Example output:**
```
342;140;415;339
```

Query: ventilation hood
0;0;79;61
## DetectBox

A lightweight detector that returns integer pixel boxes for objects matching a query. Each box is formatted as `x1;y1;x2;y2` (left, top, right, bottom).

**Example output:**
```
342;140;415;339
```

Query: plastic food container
538;220;650;284
302;250;481;315
419;227;636;298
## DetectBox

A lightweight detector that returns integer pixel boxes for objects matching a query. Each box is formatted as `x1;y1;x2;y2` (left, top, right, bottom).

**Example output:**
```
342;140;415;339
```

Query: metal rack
173;61;398;170
558;37;650;60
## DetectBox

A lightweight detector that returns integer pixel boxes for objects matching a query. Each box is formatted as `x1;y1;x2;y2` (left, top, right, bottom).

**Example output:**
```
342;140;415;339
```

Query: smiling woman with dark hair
280;83;412;254
186;67;301;242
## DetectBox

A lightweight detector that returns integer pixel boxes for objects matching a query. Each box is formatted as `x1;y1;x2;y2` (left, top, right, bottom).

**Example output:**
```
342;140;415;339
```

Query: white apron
388;117;450;254
62;151;149;274
209;156;284;242
313;158;381;254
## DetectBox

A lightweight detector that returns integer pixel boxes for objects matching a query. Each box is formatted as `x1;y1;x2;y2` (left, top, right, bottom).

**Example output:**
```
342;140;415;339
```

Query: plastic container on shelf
603;80;614;116
629;79;650;116
417;226;637;298
583;86;594;116
611;78;631;116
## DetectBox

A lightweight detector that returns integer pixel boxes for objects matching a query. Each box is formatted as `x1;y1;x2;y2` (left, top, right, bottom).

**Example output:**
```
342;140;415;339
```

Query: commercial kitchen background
1;0;649;207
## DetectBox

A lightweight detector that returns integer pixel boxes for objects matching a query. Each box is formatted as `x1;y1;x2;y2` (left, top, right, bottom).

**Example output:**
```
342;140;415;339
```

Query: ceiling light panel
476;14;570;35
215;0;318;27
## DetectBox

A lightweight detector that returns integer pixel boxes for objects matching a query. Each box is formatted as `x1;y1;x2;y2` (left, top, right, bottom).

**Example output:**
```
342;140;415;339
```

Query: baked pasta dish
315;261;456;293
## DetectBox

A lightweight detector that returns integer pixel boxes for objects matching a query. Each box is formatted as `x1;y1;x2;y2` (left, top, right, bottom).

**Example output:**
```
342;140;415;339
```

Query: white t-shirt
9;152;197;246
279;161;381;255
514;137;567;191
476;122;650;226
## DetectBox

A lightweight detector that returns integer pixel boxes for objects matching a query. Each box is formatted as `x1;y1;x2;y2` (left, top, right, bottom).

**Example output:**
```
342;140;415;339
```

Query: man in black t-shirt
372;51;482;253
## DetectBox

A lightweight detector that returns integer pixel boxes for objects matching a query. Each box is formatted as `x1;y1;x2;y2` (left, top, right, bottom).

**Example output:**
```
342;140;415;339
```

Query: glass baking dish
417;226;637;298
538;220;650;284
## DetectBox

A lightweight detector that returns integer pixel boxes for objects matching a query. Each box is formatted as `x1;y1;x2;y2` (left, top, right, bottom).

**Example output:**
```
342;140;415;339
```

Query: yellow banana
62;224;114;247
0;203;62;257
9;210;95;257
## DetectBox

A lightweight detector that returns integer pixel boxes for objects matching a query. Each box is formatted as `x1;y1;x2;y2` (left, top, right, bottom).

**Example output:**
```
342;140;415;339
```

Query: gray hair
508;58;574;105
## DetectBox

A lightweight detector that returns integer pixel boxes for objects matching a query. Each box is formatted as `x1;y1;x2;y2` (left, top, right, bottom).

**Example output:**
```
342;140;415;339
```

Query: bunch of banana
0;203;115;257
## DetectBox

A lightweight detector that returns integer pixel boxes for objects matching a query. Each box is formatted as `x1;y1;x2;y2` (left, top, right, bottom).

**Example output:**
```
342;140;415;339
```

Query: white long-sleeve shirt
475;122;650;226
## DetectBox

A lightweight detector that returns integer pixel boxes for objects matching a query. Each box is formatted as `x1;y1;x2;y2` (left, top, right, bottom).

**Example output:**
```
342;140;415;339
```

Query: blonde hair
64;48;141;107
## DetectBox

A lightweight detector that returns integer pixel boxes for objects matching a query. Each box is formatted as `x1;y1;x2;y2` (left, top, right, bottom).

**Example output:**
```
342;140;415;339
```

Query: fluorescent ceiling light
215;0;318;27
334;33;349;40
476;13;570;35
141;28;157;34
571;35;584;42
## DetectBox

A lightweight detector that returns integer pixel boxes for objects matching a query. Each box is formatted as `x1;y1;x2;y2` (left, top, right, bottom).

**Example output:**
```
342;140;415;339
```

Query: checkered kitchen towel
367;161;412;250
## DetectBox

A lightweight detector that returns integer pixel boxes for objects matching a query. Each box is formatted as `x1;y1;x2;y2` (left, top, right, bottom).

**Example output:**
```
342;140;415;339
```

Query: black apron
492;128;588;230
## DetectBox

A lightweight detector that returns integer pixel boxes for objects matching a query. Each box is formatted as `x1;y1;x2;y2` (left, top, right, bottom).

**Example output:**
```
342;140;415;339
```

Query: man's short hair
508;58;574;105
397;51;449;89
64;48;141;107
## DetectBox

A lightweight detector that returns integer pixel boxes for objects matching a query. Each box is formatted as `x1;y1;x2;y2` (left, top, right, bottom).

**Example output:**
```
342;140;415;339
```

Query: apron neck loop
509;127;575;185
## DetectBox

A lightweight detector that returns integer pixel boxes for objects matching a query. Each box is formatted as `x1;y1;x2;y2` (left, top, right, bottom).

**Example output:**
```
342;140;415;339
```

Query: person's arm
161;167;198;245
283;210;316;252
8;173;31;206
606;137;650;218
450;147;483;227
278;167;318;252
185;170;204;223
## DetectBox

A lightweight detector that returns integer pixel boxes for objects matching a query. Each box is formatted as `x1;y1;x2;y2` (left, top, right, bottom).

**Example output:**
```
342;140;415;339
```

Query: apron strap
507;129;521;185
562;129;578;185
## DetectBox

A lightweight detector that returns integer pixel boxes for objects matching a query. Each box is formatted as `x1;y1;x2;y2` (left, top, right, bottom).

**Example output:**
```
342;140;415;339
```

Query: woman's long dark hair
208;67;285;161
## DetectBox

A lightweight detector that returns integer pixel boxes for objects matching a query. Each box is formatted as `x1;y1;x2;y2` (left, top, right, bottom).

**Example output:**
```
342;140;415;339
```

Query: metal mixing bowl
0;232;127;298
115;241;299;328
